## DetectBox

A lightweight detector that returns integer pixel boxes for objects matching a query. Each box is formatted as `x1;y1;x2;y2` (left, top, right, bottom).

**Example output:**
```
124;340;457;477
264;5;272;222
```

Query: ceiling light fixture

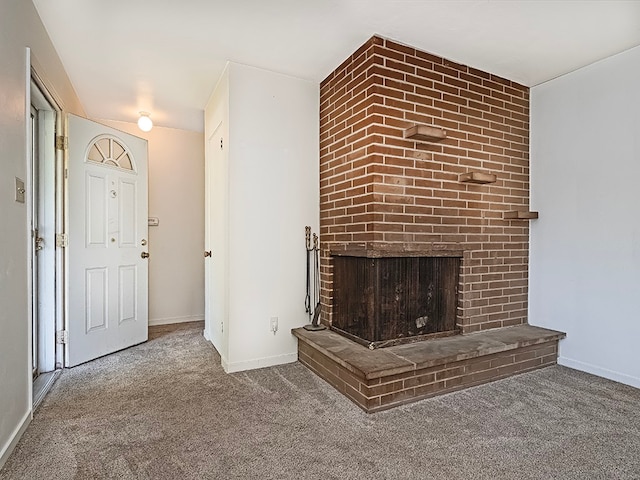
137;112;153;132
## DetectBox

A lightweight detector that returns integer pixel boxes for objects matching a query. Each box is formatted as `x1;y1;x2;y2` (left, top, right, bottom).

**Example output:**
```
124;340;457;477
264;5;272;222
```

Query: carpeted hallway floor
2;321;639;479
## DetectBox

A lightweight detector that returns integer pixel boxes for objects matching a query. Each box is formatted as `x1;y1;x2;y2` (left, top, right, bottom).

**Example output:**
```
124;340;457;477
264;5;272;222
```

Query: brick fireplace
293;35;564;412
320;35;532;334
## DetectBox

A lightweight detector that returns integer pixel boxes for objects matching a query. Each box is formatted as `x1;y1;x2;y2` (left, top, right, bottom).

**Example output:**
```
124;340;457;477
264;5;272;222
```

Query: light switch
148;217;159;226
15;177;25;203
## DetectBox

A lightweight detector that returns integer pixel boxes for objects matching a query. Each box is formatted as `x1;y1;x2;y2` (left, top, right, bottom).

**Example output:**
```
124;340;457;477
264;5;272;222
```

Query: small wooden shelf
404;125;446;142
504;211;539;220
459;172;497;184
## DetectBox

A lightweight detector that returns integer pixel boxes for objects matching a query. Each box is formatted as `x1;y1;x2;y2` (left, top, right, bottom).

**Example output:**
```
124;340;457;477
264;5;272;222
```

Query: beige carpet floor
2;321;639;479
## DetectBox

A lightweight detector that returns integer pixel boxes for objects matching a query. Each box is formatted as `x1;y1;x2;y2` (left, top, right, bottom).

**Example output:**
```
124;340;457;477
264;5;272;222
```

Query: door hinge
56;233;68;248
56;330;68;345
56;135;68;151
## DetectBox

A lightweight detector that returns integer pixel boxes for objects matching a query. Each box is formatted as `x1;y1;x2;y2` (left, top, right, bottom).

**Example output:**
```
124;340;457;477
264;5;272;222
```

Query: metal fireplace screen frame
331;256;460;349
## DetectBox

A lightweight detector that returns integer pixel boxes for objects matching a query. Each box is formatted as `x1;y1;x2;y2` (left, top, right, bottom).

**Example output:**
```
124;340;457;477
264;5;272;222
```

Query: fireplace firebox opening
331;255;461;348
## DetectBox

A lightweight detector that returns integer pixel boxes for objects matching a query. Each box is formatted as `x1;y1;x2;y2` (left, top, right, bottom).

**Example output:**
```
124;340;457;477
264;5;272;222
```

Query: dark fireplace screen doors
332;256;460;348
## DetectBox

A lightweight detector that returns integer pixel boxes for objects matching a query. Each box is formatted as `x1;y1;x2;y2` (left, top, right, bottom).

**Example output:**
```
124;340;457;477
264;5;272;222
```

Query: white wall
205;63;319;372
530;45;640;389
100;120;205;326
0;0;84;468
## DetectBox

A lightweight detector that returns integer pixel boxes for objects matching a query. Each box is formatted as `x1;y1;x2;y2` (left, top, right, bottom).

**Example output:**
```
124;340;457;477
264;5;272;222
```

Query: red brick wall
320;35;531;334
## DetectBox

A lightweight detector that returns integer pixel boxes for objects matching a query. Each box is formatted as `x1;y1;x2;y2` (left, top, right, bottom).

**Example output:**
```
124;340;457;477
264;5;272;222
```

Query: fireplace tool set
303;226;325;331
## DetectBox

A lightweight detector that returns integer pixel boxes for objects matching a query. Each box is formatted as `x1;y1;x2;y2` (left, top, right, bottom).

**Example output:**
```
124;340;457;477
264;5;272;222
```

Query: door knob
141;252;150;259
204;251;212;257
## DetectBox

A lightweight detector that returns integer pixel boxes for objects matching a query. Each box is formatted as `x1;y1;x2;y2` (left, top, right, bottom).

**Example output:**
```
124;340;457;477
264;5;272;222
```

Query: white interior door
205;122;227;356
67;114;149;367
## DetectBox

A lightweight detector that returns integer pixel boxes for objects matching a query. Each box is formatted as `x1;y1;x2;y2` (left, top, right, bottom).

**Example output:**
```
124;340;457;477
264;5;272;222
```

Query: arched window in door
86;135;135;171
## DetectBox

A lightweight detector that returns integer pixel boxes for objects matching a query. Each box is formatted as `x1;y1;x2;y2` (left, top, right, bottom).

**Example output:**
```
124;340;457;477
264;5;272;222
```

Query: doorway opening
29;76;62;408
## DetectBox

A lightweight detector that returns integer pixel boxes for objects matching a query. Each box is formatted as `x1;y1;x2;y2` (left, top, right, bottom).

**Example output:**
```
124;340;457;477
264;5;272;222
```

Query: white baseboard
0;410;31;470
201;327;298;374
221;352;298;374
558;356;640;389
148;315;204;326
220;355;230;372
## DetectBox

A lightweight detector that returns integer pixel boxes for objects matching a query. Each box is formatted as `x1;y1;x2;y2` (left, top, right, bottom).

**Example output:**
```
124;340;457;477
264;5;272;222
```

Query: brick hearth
293;325;565;413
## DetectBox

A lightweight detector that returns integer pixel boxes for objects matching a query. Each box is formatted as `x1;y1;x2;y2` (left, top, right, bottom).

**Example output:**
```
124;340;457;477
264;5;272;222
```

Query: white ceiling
33;0;640;133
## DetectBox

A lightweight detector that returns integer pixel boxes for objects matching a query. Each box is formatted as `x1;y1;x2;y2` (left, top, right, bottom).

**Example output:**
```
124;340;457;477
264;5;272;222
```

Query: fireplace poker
304;230;326;331
304;226;311;315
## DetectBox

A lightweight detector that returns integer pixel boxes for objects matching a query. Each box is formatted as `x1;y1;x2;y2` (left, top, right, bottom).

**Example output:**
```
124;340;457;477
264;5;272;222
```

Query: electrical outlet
270;317;278;334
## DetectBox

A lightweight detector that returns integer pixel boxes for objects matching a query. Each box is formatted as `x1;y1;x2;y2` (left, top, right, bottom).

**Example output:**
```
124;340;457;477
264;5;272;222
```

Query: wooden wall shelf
504;211;539;220
404;125;446;142
459;172;496;184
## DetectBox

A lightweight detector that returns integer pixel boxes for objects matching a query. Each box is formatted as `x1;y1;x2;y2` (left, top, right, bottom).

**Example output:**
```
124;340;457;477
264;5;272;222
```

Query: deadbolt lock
141;252;150;259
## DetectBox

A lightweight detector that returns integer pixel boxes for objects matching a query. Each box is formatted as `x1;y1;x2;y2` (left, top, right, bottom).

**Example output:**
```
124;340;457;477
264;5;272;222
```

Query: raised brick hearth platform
293;325;565;412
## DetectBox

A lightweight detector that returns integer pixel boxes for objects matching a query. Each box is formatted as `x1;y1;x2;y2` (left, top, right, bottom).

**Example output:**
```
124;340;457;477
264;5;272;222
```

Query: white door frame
28;69;64;395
